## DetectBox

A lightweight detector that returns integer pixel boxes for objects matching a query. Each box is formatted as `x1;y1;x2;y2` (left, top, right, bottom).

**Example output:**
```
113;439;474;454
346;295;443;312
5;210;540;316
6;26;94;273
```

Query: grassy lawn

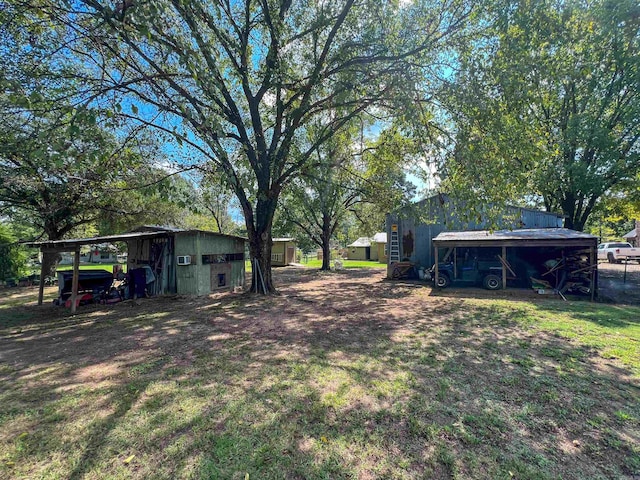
301;258;386;269
0;270;638;479
245;258;386;272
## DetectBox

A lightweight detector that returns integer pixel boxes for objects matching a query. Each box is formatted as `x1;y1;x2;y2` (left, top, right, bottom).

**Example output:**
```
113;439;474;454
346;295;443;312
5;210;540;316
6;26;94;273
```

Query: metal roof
433;228;597;247
272;237;296;242
25;226;247;251
348;237;372;247
372;232;387;243
133;225;247;241
623;229;637;239
416;194;565;219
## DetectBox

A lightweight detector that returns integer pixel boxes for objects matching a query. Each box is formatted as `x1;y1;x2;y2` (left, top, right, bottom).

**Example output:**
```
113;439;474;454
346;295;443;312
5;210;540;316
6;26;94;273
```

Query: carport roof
25;227;247;252
433;228;597;248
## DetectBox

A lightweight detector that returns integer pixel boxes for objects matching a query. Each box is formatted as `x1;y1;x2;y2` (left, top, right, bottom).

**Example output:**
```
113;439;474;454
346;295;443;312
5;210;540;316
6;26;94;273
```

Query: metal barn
386;194;564;276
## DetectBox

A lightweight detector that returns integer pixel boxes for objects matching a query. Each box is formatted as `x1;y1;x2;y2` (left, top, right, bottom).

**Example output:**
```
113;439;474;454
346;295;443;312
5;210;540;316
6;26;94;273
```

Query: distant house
80;243;119;264
347;237;372;260
272;238;297;266
371;233;387;264
623;222;639;247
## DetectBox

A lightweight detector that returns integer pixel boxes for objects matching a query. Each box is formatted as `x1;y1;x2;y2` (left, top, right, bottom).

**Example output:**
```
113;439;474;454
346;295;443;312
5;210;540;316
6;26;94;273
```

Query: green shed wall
175;232;245;295
272;240;296;266
347;246;369;261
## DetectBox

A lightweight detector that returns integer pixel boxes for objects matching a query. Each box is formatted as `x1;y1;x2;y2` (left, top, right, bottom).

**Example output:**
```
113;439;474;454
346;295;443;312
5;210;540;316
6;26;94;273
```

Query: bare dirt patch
0;267;638;479
598;261;640;304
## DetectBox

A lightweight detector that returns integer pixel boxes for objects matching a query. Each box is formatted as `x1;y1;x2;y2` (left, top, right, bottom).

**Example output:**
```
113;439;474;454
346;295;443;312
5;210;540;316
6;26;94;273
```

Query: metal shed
27;227;246;311
271;238;297;266
432;228;598;300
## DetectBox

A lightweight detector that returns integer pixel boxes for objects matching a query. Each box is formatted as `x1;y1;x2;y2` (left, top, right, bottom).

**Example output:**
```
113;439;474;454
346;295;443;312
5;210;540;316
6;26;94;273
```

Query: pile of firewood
530;249;595;297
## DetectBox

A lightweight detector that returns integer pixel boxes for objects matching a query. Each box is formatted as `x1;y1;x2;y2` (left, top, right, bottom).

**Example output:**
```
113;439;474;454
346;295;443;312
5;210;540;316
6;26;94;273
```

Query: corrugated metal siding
386;196;564;273
175;232;245;295
520;209;564;228
125;235;176;295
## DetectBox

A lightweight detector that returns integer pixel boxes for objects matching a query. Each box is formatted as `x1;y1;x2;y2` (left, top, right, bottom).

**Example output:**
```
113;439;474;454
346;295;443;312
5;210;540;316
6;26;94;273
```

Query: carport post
70;249;80;314
434;245;439;285
590;246;596;302
37;254;46;305
502;246;507;290
453;248;457;279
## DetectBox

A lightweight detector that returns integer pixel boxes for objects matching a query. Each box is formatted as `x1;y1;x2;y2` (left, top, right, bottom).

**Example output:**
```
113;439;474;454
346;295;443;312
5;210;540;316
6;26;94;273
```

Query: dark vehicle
430;257;504;290
55;269;114;305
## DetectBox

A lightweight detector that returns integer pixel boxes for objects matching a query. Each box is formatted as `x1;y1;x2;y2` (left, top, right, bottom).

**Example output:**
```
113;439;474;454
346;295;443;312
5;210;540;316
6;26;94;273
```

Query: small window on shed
217;273;226;287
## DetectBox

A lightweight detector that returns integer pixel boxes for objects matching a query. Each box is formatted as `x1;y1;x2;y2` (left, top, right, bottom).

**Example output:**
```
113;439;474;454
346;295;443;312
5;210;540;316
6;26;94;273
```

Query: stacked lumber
531;249;594;296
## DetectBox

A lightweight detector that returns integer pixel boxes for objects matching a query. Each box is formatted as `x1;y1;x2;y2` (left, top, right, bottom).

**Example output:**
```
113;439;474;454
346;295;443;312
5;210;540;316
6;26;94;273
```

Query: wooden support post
70;249;80;314
434;245;439;286
590;246;596;302
502;246;507;290
453;247;457;279
37;257;46;306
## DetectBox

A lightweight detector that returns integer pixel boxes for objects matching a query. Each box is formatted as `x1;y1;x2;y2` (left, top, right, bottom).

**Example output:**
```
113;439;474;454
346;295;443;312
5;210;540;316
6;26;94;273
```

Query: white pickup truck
597;242;640;263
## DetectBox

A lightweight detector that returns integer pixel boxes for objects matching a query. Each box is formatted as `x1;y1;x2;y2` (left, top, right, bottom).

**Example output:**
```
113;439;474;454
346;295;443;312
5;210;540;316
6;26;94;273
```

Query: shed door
210;263;232;291
287;246;295;264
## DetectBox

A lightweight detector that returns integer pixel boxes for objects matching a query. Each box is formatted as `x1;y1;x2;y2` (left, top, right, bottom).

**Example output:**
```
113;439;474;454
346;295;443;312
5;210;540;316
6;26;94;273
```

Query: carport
27;230;172;312
432;228;598;300
28;227;247;312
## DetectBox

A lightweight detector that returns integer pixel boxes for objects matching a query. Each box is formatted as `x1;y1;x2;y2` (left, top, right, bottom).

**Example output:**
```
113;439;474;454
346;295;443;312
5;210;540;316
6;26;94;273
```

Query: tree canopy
441;0;640;230
27;0;472;291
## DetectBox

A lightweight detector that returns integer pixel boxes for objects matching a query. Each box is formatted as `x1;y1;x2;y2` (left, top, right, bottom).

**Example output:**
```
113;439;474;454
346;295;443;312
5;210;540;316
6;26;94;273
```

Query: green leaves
442;0;640;230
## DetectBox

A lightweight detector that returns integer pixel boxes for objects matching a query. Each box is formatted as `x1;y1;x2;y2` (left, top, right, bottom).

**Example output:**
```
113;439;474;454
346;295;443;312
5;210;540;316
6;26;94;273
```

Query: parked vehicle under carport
430;228;599;299
430;256;504;290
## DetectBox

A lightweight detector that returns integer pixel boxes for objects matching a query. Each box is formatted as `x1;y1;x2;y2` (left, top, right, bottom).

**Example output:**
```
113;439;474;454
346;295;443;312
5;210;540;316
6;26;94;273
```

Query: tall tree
191;171;241;235
279;127;360;270
1;1;151;274
442;0;640;230
31;0;472;292
279;124;417;269
0;100;157;274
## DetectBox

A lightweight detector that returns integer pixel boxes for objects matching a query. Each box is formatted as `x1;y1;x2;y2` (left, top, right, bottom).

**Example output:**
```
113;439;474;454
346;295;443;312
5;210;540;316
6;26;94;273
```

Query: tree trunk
564;215;575;230
246;195;279;294
41;251;59;278
42;227;63;278
248;233;274;294
321;235;331;270
320;213;332;271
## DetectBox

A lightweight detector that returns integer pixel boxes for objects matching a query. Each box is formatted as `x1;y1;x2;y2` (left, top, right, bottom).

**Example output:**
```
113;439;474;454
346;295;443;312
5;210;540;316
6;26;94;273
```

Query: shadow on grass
0;269;638;478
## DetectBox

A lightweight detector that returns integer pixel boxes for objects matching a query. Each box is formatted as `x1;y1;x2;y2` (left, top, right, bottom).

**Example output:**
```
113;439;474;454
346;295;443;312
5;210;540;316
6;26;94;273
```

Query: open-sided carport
26;230;173;313
432;228;598;300
26;226;246;312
